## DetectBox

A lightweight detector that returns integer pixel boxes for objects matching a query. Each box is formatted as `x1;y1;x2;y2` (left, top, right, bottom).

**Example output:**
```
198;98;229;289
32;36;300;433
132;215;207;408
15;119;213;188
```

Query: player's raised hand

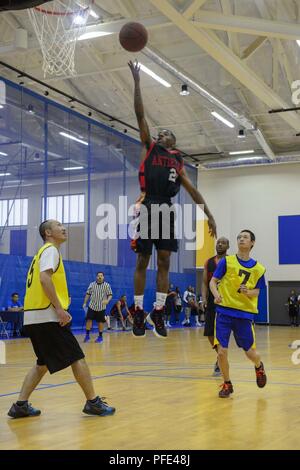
208;215;217;238
128;60;140;82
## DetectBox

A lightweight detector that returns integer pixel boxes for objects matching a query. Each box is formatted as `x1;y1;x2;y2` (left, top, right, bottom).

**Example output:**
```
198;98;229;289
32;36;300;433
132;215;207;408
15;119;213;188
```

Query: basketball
119;22;148;52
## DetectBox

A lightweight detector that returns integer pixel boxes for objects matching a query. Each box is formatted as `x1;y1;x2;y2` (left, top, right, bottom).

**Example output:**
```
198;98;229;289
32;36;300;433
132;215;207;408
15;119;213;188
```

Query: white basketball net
28;0;93;77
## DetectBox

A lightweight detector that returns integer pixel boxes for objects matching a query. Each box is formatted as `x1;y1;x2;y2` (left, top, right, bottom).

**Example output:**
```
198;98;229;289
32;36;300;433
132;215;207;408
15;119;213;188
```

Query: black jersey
205;256;218;309
139;141;184;201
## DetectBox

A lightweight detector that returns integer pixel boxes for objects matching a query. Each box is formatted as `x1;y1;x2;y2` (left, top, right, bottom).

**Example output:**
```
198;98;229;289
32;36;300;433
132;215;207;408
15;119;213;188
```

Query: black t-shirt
288;295;298;314
166;289;176;306
139;141;184;202
205;256;219;309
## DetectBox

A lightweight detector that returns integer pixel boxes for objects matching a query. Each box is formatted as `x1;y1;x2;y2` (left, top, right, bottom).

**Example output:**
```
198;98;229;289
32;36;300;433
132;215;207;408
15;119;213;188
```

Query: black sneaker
147;310;167;338
8;402;41;419
83;397;116;416
132;308;146;337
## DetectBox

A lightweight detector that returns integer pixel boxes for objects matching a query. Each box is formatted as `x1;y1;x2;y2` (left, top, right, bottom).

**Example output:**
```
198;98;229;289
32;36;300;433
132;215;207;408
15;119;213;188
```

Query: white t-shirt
24;246;61;325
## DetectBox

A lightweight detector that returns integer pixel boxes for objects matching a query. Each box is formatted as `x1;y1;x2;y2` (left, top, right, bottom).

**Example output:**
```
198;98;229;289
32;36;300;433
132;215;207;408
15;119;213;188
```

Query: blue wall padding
117;225;136;268
278;215;300;264
10;230;27;256
0;253;196;327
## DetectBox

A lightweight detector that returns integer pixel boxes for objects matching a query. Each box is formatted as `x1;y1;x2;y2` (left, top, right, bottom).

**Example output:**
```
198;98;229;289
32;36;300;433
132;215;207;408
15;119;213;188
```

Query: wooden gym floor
0;326;300;450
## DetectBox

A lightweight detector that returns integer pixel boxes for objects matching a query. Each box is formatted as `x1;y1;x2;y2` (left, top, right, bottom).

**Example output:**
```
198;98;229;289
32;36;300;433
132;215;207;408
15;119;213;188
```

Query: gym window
42;194;85;224
0;198;28;227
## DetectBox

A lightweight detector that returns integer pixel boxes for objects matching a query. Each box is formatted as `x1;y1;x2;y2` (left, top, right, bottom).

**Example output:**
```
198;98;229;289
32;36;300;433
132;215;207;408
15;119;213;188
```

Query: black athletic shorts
204;307;217;337
86;307;106;323
23;322;85;374
136;199;178;255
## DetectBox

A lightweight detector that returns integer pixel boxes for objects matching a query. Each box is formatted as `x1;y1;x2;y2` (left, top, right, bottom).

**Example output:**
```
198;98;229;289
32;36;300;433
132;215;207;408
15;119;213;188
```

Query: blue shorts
214;312;256;351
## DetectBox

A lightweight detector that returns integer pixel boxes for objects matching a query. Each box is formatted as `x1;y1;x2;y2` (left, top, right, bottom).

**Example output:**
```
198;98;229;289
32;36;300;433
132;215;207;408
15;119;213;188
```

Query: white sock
134;295;144;310
155;292;167;310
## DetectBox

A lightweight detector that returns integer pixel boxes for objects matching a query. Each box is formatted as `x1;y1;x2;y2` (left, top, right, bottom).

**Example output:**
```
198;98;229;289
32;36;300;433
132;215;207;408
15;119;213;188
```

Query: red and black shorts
133;199;178;255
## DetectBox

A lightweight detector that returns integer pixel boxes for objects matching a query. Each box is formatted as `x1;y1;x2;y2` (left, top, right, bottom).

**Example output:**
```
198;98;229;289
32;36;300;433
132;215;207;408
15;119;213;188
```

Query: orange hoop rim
34;0;94;16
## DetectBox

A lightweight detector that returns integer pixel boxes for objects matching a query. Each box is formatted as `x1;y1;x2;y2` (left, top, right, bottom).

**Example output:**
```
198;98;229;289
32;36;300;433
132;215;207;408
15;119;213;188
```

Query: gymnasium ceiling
0;0;300;169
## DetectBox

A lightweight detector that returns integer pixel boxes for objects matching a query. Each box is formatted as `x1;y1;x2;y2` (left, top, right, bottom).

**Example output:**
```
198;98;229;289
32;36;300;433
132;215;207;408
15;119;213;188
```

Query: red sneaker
255;362;267;388
219;382;233;398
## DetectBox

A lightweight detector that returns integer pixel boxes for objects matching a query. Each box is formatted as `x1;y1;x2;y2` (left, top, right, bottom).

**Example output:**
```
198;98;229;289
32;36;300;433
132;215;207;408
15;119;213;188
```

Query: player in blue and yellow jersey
210;230;267;398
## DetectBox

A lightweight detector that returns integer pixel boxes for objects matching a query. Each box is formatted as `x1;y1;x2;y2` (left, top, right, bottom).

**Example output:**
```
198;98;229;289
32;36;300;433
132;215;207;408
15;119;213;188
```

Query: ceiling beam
272;39;279;93
254;0;299;101
220;0;240;56
1;11;300;57
192;10;300;40
277;39;295;89
148;0;300;132
242;37;267;60
114;0;137;18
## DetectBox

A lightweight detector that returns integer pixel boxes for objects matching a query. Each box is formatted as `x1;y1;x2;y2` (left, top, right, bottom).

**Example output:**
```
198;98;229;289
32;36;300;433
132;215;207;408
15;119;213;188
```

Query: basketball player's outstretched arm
128;60;152;150
180;167;217;238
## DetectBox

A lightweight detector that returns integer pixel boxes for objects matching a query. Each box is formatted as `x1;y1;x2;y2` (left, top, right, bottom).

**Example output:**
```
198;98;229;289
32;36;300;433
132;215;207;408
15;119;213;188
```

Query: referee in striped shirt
83;272;112;343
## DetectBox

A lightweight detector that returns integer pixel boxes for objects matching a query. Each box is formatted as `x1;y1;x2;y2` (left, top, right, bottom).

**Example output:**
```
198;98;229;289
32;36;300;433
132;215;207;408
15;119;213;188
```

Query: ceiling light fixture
180;84;190;96
89;8;100;19
138;62;171;88
229;150;255;155
73;14;87;26
211;111;235;129
63;166;84;171
78;31;112;41
27;104;35;114
59;132;89;146
0;172;11;176
237;156;263;162
0;151;8;156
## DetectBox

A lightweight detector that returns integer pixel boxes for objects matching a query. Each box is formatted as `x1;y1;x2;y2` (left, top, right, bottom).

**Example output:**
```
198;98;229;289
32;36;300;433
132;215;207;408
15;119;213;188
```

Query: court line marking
1;362;297;371
1;366;300;398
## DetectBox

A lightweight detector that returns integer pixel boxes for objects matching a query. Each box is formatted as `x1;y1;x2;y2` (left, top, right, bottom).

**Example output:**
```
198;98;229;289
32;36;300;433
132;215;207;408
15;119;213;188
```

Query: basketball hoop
28;0;94;77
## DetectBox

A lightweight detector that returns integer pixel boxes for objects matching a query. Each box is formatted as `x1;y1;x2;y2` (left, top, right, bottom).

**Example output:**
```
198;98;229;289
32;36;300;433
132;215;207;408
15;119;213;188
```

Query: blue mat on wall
278;215;300;264
0;253;196;328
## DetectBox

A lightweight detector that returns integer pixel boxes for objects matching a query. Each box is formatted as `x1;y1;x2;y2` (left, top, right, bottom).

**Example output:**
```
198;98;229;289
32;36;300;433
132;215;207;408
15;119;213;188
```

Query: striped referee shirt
87;281;113;311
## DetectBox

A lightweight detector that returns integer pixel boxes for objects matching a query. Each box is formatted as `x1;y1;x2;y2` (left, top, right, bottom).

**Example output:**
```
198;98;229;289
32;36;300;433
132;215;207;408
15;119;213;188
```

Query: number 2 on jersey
169;168;177;183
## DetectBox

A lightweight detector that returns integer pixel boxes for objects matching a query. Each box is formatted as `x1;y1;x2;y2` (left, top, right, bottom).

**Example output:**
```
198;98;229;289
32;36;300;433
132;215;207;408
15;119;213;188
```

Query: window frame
41;193;85;224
